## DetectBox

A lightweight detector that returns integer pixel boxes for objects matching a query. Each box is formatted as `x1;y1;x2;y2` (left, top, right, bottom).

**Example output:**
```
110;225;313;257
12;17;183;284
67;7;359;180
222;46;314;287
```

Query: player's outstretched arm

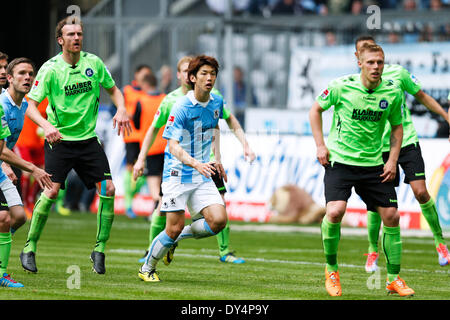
107;85;132;137
25;98;62;145
309;101;329;167
133;124;160;180
0;147;53;189
381;124;403;183
414;90;449;124
168;139;215;178
225;113;256;163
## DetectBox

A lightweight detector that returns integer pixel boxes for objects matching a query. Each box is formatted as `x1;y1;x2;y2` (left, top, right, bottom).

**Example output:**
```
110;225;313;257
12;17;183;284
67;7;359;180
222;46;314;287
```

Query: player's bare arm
1;162;17;185
107;85;132;137
133;124;160;180
414;90;449;124
168;138;216;178
225;113;255;163
309;101;330;167
381;124;403;183
0;147;53;189
26;98;62;144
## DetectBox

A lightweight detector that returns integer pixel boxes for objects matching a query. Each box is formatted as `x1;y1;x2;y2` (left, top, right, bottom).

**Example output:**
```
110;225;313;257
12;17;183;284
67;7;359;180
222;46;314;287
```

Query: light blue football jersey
0;90;29;183
162;90;223;184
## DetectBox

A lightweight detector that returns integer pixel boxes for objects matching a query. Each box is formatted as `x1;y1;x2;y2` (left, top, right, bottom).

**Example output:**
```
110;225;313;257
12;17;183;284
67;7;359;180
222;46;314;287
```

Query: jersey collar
186;90;214;108
59;51;83;69
358;73;384;93
5;89;25;109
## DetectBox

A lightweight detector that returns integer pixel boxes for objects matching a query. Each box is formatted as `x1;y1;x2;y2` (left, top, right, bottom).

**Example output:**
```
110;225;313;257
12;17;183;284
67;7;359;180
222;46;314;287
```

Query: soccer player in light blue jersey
0;58;53;288
138;55;228;282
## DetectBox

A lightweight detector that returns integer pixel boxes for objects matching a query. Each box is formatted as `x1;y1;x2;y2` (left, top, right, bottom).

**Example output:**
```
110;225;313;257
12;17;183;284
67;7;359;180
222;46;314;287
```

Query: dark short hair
135;64;153;74
187;55;219;89
6;57;36;76
0;52;8;61
355;34;376;50
141;73;158;87
55;16;83;40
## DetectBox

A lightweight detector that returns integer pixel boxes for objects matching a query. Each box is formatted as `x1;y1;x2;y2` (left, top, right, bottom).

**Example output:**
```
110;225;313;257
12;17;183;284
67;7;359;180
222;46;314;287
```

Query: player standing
19;16;131;275
354;36;450;271
138;55;227;282
0;58;53;287
310;44;414;297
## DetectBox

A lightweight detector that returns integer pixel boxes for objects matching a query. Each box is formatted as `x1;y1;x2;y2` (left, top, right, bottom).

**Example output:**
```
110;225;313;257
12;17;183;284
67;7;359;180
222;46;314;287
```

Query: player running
19;16;131;275
354;36;450;272
310;43;415;297
134;56;255;265
138;55;229;282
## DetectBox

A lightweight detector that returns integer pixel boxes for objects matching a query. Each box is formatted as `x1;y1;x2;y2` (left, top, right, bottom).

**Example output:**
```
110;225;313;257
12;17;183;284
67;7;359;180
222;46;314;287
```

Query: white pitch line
110;249;450;275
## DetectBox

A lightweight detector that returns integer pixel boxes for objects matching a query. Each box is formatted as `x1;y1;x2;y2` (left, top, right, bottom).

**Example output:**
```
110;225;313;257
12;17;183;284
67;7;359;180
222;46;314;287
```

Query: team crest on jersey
320;89;329;99
379;99;389;110
214;109;219;119
85;68;94;77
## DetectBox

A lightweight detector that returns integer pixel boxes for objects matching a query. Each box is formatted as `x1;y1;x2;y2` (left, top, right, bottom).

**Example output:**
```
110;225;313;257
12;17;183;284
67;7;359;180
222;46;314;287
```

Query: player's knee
413;187;430;204
166;222;184;239
15;210;27;226
325;206;345;223
209;205;227;233
105;183;115;197
381;208;399;227
0;211;11;228
97;180;115;197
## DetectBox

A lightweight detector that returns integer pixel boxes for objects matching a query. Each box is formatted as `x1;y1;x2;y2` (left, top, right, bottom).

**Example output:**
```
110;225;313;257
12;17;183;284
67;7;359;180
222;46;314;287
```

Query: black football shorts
324;162;398;212
44;137;112;190
382;142;426;187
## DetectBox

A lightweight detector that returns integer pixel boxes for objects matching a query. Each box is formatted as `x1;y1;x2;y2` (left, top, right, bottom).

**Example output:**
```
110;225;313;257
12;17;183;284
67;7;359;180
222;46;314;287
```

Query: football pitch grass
1;211;450;301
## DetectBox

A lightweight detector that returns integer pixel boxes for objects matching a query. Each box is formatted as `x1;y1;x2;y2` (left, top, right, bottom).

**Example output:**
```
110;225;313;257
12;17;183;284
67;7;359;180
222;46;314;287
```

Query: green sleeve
222;106;231;120
0;105;11;140
399;67;421;96
152;97;172;129
97;58;115;90
316;84;338;111
27;64;52;103
388;90;403;126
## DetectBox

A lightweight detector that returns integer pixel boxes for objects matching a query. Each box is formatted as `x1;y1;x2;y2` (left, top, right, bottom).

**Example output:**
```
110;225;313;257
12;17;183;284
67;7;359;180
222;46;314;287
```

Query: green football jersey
381;64;421;151
28;51;116;141
316;74;403;166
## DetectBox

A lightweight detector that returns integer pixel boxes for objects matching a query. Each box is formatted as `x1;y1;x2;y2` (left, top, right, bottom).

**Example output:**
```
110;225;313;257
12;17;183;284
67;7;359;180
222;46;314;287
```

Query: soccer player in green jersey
133;56;255;265
19;16;131;275
354;36;450;271
310;43;415;297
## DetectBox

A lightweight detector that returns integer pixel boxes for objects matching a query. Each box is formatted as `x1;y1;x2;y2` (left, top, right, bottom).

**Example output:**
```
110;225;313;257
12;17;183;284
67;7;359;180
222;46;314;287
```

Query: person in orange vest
136;73;166;221
122;65;153;218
